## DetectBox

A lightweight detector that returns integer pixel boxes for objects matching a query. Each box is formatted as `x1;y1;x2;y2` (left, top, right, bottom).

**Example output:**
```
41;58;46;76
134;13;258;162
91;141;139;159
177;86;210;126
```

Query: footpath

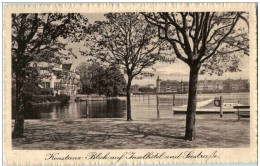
12;114;249;149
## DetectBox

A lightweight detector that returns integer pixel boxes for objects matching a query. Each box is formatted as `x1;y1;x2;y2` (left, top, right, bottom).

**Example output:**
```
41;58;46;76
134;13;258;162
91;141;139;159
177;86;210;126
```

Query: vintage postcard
4;3;257;165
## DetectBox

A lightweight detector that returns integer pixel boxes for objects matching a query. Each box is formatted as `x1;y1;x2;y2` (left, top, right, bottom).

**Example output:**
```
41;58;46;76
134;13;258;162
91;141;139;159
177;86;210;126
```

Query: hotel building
30;61;81;96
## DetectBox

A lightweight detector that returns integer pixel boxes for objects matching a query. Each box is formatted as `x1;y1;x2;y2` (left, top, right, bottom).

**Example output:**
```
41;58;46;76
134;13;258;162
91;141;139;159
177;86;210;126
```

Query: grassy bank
12;114;249;149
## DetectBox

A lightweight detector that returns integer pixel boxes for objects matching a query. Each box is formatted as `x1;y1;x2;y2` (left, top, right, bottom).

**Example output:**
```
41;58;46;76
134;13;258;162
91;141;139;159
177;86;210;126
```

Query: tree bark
126;77;132;121
13;76;25;138
185;64;200;141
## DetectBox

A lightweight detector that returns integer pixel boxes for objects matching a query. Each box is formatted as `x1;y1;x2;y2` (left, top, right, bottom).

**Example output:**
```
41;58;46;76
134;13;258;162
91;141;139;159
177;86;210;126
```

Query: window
54;82;61;89
54;82;58;89
45;82;50;88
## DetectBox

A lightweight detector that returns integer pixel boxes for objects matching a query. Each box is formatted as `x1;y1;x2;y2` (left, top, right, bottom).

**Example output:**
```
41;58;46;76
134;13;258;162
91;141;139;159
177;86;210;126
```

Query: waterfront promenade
12;114;249;149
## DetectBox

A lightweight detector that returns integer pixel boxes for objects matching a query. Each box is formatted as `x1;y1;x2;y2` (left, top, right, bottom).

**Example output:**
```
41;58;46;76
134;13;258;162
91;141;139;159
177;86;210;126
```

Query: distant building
197;79;224;93
156;76;179;93
156;77;249;94
30;61;80;96
178;81;189;94
160;80;178;92
223;78;249;93
215;80;224;92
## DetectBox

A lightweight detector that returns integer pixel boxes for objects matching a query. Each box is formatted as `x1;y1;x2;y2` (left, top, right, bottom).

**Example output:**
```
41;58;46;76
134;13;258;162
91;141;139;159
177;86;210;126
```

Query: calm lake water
17;93;249;120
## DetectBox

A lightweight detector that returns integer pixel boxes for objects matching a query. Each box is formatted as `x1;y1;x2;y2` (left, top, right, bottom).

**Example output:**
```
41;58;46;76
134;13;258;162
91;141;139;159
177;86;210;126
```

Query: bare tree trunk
13;76;25;138
185;65;200;141
126;78;132;121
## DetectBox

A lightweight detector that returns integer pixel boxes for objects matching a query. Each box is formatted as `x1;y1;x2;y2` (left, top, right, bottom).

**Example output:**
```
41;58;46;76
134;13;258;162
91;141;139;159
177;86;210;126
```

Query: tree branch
201;14;240;63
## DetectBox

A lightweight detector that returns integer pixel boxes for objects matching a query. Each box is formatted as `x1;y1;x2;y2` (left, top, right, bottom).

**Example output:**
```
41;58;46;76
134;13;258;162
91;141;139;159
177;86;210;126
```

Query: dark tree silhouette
84;13;163;121
143;12;249;140
12;13;87;137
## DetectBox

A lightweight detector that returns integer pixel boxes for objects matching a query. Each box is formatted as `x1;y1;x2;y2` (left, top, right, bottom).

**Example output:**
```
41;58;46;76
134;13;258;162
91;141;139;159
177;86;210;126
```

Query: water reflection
87;100;126;118
12;93;249;120
17;99;126;120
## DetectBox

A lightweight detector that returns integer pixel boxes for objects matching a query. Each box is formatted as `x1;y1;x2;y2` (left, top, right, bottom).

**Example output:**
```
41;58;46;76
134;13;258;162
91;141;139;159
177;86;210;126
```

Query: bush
56;94;70;103
23;92;34;103
40;88;54;95
23;82;41;95
46;95;57;102
30;95;47;103
23;93;54;103
22;92;70;104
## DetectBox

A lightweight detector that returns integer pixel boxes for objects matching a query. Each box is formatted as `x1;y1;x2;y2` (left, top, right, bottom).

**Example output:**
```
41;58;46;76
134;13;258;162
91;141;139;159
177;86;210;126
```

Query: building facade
178;81;189;94
159;80;179;93
223;79;249;93
197;79;224;93
31;61;80;96
156;77;249;94
156;76;188;93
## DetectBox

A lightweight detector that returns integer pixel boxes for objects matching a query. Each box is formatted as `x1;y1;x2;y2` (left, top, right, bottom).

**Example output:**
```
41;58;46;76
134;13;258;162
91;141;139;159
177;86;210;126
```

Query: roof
62;64;72;71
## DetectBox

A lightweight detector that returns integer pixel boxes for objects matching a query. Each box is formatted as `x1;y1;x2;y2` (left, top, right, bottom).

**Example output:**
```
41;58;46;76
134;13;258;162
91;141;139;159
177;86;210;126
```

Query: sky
65;13;250;86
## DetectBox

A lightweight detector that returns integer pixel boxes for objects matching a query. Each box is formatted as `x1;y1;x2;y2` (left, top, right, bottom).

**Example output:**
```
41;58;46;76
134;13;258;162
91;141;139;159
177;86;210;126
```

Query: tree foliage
138;87;156;93
12;13;87;137
143;12;249;140
143;12;249;72
83;13;163;120
84;13;164;79
12;13;87;82
76;62;126;96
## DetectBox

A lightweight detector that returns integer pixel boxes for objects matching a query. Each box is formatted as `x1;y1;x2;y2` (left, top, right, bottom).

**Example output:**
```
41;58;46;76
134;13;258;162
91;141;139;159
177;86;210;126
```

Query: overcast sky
65;13;249;86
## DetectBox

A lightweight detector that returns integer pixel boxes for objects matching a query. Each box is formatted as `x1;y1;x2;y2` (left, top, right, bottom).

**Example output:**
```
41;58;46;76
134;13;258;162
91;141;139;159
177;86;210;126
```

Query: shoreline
28;101;62;105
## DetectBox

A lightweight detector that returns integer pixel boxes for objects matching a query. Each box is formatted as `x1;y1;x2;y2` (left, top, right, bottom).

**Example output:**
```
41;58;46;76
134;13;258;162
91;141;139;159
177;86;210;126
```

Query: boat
173;98;245;114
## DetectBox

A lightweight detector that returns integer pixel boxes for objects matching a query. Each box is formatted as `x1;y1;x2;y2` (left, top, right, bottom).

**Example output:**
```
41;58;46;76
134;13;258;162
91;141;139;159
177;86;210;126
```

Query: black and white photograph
4;3;257;165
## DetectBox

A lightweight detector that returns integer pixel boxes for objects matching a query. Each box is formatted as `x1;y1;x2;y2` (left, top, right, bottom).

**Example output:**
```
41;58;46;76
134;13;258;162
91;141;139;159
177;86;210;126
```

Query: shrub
23;82;41;95
23;92;34;103
46;95;57;102
40;88;54;95
22;92;70;104
56;94;70;103
30;95;47;103
23;93;56;103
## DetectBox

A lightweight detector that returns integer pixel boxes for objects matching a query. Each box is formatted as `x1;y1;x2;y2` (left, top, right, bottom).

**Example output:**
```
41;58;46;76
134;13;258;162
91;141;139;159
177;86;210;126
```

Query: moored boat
173;98;246;114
